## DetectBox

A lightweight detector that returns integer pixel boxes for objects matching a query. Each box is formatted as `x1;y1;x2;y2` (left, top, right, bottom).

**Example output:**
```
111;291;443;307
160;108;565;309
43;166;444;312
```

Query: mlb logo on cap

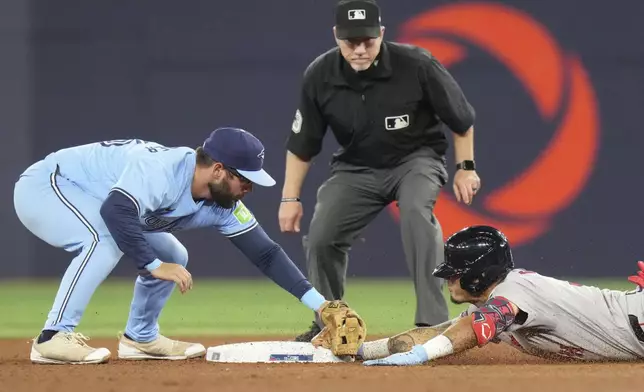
348;9;366;20
335;0;382;40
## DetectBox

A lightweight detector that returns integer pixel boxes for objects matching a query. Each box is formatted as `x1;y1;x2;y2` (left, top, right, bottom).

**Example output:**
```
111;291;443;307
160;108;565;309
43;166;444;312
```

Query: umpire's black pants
304;147;449;327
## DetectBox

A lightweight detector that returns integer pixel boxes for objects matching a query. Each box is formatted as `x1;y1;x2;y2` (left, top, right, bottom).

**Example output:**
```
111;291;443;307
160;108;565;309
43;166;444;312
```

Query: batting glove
363;344;429;366
628;261;644;291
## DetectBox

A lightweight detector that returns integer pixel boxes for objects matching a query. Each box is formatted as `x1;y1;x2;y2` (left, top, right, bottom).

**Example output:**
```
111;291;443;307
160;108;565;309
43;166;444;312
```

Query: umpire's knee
305;221;341;254
398;197;438;226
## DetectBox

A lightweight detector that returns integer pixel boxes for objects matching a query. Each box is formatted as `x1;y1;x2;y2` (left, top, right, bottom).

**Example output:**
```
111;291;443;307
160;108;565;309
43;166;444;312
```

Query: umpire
278;0;481;341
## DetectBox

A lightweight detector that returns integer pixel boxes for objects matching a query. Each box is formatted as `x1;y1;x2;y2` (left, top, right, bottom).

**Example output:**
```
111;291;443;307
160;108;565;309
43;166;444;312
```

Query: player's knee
171;243;189;267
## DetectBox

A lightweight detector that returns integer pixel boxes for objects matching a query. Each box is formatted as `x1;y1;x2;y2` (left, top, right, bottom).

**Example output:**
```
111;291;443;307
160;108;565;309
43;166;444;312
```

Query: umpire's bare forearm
282;151;311;198
453;126;475;163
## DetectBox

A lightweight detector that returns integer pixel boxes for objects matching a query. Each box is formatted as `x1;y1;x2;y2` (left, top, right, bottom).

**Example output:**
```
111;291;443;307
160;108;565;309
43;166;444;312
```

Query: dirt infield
1;336;641;392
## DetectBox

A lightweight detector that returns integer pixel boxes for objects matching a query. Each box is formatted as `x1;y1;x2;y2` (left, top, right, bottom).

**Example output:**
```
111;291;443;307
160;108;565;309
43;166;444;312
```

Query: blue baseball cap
202;127;276;187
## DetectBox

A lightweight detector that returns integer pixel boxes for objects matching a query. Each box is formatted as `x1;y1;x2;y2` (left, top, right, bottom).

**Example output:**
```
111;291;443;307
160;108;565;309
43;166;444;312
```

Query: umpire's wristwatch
456;160;476;171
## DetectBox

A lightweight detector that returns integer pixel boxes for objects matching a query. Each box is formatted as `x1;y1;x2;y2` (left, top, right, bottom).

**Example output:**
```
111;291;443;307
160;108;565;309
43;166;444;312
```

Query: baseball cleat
30;332;111;365
294;321;321;342
117;333;205;360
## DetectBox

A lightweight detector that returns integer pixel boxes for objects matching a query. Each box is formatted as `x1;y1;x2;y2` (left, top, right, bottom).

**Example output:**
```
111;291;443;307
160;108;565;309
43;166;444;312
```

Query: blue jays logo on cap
202;127;276;187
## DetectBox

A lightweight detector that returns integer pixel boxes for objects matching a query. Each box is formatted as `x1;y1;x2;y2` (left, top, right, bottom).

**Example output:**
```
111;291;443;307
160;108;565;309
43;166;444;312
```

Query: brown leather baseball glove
311;300;367;357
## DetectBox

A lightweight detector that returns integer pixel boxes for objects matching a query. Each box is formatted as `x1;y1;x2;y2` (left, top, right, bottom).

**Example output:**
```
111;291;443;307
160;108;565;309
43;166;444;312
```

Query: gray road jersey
467;269;644;361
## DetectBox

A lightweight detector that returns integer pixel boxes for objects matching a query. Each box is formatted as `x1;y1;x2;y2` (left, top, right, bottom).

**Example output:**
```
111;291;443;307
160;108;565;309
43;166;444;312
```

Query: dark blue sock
37;329;58;344
124;333;136;342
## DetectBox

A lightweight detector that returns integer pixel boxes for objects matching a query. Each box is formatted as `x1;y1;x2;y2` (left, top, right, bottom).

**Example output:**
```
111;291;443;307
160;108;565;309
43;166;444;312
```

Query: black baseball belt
628;315;644;343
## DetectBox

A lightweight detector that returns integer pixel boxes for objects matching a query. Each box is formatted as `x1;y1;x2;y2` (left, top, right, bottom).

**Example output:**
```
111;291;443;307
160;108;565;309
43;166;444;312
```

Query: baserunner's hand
363;345;429;366
151;262;193;293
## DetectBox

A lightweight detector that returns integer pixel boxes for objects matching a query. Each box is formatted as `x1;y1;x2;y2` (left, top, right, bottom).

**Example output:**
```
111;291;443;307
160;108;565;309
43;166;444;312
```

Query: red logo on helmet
389;3;600;246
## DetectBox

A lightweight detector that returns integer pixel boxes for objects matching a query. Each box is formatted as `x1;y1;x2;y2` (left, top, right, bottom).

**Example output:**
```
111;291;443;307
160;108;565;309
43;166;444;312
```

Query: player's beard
208;180;238;209
449;292;468;305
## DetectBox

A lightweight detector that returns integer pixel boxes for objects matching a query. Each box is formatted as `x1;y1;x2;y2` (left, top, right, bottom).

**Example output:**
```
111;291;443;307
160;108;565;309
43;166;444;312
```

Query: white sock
359;338;390;360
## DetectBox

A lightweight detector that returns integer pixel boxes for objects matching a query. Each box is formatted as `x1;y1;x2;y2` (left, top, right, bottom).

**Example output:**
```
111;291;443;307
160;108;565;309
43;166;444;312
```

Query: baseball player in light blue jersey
14;127;332;365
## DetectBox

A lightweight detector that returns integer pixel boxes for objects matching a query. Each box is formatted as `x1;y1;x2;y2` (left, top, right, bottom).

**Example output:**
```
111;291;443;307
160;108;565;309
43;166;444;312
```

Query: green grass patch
0;277;633;338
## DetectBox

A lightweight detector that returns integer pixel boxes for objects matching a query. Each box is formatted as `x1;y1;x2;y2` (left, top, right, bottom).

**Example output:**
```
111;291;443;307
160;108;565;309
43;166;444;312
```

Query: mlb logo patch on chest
385;115;410;130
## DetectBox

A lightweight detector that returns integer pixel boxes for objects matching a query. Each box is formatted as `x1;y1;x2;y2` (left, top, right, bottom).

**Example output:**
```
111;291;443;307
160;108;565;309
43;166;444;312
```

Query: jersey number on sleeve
100;139;170;153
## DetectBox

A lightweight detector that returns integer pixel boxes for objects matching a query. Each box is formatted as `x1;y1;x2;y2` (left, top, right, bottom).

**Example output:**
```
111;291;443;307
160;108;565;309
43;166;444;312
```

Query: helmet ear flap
459;268;484;295
460;264;512;295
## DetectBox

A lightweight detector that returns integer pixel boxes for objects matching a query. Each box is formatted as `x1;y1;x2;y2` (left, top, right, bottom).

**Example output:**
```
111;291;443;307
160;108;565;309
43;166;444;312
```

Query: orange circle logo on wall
388;3;600;246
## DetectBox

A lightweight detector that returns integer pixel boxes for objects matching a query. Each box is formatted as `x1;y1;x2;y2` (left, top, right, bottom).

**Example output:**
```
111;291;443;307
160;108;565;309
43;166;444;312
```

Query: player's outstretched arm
358;317;461;360
227;222;328;311
363;296;518;366
228;223;367;356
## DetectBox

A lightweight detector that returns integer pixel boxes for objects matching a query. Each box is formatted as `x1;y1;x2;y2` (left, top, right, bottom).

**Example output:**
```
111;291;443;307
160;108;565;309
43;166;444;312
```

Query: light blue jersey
47;138;257;237
14;129;324;352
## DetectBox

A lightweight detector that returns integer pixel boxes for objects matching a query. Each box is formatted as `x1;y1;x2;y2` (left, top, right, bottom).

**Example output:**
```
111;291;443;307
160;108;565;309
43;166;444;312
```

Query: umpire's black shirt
286;41;475;169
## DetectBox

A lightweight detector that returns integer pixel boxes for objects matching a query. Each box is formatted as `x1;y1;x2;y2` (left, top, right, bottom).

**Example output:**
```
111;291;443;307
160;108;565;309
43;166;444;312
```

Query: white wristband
421;335;454;361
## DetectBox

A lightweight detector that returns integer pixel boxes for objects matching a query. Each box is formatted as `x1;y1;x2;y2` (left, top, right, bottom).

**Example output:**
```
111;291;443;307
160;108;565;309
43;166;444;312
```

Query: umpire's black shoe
294;321;321;342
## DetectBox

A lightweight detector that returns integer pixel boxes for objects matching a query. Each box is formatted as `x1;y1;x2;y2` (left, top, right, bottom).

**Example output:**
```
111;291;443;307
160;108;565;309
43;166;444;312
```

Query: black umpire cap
334;0;382;40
